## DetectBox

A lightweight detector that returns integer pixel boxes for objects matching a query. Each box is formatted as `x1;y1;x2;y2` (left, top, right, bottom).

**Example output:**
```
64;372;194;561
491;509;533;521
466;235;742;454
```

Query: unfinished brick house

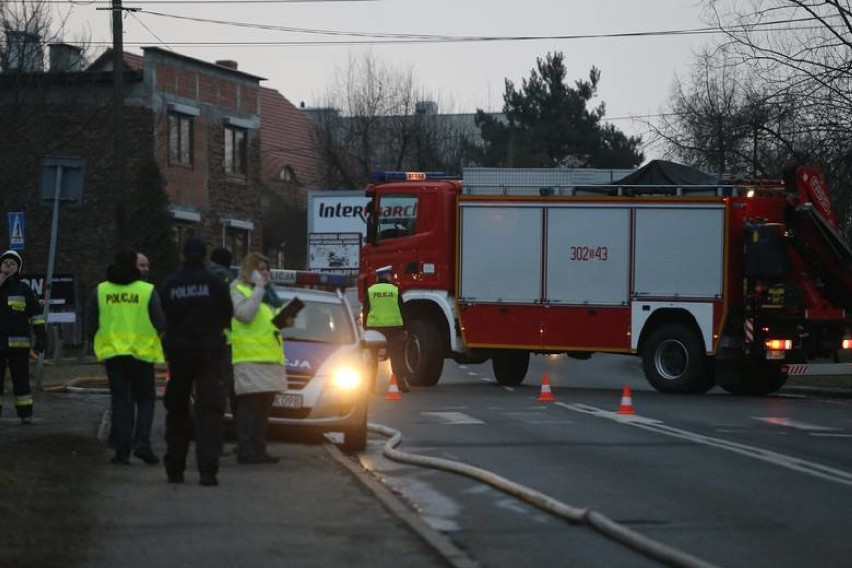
0;43;323;342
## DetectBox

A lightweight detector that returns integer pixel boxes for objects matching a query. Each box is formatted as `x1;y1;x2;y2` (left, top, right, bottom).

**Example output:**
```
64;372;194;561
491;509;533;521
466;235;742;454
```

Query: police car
228;270;385;452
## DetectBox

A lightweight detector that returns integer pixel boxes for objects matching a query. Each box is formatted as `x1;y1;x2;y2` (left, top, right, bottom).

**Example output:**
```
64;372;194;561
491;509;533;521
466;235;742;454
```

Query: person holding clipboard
229;253;297;464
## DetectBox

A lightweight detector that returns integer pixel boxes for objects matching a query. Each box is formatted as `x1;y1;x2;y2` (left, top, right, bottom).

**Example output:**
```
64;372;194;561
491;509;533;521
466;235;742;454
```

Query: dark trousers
235;392;275;458
0;348;33;418
163;348;226;478
105;356;156;458
223;345;237;415
379;328;407;386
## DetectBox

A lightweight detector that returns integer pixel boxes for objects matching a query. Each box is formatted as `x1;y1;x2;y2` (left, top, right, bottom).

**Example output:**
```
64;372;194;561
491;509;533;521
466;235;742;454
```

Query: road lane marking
421;412;484;425
752;416;837;432
503;411;573;424
557;402;852;488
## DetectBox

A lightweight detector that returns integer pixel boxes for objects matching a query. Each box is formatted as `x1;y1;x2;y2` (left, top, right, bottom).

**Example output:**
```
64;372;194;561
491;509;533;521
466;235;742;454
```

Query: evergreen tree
126;159;179;281
470;52;643;169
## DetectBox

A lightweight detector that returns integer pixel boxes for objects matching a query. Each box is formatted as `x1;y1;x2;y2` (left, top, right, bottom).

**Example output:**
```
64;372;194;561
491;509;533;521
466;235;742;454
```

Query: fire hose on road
368;423;719;568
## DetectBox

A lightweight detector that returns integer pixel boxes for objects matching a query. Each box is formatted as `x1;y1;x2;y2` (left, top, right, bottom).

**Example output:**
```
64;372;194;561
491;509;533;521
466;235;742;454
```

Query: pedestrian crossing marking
421;412;484;425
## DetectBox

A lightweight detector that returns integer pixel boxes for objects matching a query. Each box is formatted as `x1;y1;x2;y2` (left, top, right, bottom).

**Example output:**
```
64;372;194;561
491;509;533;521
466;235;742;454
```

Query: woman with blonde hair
230;252;291;464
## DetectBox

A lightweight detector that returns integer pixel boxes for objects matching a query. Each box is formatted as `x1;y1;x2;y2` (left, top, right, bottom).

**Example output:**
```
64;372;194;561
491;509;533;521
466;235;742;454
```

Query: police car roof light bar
268;269;350;290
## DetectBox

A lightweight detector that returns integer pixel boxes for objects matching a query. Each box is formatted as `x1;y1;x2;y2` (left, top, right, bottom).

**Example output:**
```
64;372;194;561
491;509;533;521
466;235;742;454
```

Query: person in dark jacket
159;237;233;486
0;250;46;424
208;247;234;285
86;249;167;465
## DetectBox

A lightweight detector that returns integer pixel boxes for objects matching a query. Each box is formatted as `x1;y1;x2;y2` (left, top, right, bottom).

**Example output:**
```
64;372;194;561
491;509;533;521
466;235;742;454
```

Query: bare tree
313;52;474;189
654;48;797;176
653;1;852;239
1;0;91;74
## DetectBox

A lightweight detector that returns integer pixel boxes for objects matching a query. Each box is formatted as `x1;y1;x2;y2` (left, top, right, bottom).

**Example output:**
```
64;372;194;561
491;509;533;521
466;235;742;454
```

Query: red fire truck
357;161;852;395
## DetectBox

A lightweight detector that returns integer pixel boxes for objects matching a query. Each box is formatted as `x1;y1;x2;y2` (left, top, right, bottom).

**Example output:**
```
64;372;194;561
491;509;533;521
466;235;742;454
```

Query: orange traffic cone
617;385;635;415
386;373;402;401
537;373;556;402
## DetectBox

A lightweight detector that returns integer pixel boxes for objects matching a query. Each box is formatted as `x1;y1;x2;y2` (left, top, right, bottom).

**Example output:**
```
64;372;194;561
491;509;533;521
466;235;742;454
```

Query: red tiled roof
259;87;324;189
85;49;144;72
123;52;144;71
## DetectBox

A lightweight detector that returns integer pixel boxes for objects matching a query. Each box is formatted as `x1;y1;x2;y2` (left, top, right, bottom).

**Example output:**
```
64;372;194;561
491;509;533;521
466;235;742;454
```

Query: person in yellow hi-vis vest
86;249;166;466
364;265;409;392
230;252;294;464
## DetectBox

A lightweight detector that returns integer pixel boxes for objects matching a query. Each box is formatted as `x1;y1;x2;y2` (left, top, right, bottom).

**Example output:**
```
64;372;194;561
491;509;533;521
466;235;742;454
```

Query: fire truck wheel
642;323;713;394
404;319;445;387
492;351;530;386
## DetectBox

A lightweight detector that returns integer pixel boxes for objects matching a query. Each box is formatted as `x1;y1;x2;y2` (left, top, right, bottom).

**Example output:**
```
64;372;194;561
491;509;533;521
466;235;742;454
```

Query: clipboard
272;297;304;328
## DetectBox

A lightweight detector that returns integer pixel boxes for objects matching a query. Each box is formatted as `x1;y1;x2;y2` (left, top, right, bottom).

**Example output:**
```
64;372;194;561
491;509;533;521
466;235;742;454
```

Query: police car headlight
331;366;362;390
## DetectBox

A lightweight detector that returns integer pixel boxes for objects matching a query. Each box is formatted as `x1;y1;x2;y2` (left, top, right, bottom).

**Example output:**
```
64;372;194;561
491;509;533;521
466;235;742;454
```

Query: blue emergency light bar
369;171;451;183
268;269;350;289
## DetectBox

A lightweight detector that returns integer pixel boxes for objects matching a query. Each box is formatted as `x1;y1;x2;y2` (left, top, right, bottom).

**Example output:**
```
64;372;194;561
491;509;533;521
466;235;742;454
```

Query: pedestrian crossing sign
8;212;24;251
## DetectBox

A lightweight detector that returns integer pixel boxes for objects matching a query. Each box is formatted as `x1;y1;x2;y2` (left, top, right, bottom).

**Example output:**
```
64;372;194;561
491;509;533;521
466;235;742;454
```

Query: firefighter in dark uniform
364;265;409;392
0;250;46;424
159;237;233;486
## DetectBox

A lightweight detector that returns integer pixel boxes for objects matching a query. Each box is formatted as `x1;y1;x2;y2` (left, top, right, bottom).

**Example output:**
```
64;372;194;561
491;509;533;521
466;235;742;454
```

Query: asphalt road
7;353;850;568
363;354;852;567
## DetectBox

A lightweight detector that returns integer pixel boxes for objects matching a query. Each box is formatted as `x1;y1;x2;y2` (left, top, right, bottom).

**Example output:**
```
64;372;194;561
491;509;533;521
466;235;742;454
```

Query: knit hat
182;237;207;261
0;250;23;274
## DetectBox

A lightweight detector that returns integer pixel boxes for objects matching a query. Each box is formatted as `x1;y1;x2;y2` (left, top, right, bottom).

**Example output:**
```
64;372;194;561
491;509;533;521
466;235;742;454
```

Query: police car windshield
278;298;355;344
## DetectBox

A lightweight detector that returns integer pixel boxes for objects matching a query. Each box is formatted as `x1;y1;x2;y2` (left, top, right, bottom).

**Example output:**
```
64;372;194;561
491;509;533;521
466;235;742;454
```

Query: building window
280;165;295;182
225;228;250;265
224;126;247;177
172;224;196;255
169;113;194;166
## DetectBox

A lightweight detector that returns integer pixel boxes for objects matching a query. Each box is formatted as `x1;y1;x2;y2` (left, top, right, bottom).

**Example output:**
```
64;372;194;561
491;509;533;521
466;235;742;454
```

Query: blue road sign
8;212;25;251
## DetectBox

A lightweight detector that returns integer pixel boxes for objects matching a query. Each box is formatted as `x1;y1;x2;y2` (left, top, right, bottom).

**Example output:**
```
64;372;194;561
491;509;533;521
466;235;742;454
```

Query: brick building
87;48;266;263
0;45;301;343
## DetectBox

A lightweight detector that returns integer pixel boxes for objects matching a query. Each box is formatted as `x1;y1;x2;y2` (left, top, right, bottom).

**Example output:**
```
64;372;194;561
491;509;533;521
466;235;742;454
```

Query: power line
77;27;830;48
128;10;175;52
88;9;828;47
62;0;374;3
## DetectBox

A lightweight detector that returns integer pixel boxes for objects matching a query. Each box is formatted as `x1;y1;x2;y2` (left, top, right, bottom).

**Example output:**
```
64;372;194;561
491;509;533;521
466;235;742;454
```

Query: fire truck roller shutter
633;205;725;299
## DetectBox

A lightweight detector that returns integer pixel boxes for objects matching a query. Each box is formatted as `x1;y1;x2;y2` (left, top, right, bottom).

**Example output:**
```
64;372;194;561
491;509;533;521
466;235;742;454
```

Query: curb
324;443;479;568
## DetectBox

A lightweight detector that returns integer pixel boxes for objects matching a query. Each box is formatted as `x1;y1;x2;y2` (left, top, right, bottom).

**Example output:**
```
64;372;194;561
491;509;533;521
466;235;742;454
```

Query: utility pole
111;0;126;244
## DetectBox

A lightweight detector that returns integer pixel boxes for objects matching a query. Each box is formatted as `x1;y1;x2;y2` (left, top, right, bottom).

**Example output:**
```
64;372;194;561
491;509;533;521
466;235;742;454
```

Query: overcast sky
61;0;717;157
